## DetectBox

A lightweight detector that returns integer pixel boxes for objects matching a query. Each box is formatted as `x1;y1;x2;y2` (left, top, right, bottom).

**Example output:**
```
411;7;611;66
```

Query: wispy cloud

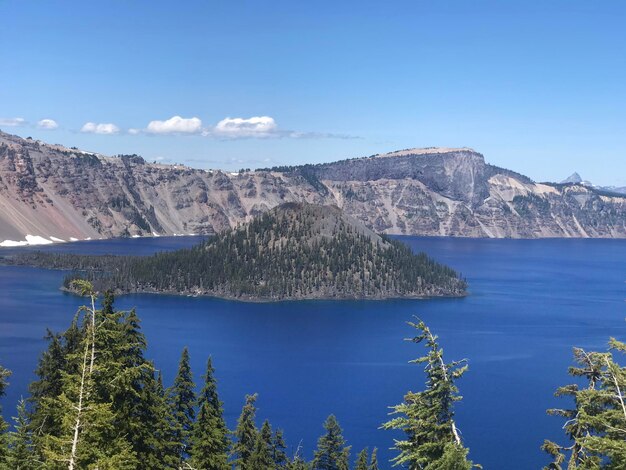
211;116;278;138
146;116;202;134
0;117;27;127
81;122;120;135
37;118;59;130
74;114;358;140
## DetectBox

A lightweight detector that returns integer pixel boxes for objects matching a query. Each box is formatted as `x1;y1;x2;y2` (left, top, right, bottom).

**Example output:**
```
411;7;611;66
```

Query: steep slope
8;203;467;300
1;130;626;241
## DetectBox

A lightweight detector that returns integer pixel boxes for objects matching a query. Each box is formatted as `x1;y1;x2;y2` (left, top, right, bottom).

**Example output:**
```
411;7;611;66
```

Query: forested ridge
6;203;466;301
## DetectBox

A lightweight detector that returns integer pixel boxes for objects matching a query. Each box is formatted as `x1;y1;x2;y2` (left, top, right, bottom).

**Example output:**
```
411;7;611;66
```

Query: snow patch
69;237;79;242
0;234;55;247
50;236;65;243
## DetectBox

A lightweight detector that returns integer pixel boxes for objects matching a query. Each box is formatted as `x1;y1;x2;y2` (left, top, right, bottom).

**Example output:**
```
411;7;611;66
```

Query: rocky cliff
1;130;625;243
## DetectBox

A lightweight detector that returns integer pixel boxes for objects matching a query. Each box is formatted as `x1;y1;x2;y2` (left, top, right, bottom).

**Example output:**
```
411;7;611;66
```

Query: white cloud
0;117;26;127
127;128;141;135
37;118;58;130
81;122;120;135
146;116;202;134
213;116;278;138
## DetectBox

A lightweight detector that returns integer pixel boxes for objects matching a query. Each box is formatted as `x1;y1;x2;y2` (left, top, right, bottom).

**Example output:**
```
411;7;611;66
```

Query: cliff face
1;131;626;243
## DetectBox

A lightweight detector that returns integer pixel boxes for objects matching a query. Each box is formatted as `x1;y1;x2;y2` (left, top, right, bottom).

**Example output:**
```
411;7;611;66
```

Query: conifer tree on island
383;319;477;469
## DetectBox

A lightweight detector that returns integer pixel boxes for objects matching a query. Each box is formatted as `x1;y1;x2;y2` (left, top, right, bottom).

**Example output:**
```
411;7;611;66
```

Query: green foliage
232;394;259;470
369;447;379;470
189;357;230;470
355;448;369;470
0;365;11;466
13;203;465;300
312;414;351;470
7;399;39;469
382;319;476;469
543;339;626;469
169;347;196;462
271;429;288;468
250;420;274;469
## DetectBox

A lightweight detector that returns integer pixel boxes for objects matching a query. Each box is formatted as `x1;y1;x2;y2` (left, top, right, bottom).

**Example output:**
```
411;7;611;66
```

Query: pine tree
137;369;179;469
312;415;350;470
355;448;368;470
383;319;475;469
39;282;138;469
271;429;288;468
169;347;196;462
543;340;626;469
232;394;259;470
0;365;11;466
369;448;379;470
250;420;273;469
7;399;38;469
189;357;230;470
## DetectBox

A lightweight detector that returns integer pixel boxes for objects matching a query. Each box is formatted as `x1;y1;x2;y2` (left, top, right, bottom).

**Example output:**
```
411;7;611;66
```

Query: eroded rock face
1;131;625;242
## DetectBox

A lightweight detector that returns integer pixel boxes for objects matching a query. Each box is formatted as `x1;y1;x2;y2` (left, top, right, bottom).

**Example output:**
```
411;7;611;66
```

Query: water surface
1;236;625;469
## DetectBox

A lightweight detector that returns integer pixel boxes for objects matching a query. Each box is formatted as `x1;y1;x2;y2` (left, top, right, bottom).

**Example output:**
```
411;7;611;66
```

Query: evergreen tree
169;347;196;462
250;420;273;469
383;319;475;469
355;448;368;470
0;365;11;466
312;415;350;470
338;447;350;470
232;394;259;470
189;357;230;470
271;429;288;468
543;340;626;469
39;282;138;469
369;448;379;470
137;369;179;469
7;399;38;469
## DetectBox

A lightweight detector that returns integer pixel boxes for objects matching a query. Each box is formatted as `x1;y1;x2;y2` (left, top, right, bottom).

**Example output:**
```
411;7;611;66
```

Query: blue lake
1;236;625;469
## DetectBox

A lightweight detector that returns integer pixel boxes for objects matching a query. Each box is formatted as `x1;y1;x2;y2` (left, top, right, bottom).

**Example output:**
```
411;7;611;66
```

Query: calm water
1;236;625;469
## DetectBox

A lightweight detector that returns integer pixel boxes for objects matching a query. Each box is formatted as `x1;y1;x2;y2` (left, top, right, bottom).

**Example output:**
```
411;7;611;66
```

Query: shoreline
60;285;468;303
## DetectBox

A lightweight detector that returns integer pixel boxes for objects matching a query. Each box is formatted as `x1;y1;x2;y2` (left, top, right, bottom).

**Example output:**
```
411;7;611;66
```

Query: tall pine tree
169;347;196;463
355;448;369;470
232;394;258;470
0;365;11;466
369;448;379;470
312;414;350;470
543;340;626;469
7;399;38;469
189;357;230;470
250;420;274;469
383;319;475;469
272;428;288;468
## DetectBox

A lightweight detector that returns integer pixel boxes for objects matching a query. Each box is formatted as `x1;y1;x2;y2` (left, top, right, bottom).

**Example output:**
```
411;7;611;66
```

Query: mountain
561;172;583;184
6;203;467;300
2;130;626;242
560;172;626;195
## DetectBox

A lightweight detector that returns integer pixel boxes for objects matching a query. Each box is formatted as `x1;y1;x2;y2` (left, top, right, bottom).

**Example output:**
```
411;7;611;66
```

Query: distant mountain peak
561;172;583;184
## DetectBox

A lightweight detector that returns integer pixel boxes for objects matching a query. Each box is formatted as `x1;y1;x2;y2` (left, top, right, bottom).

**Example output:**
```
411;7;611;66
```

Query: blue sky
1;1;625;184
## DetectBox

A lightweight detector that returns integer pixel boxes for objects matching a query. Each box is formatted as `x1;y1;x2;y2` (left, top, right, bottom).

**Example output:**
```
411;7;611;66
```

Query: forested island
4;203;466;301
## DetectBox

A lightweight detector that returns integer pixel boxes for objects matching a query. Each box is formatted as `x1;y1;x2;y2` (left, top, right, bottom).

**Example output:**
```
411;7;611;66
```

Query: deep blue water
1;236;625;469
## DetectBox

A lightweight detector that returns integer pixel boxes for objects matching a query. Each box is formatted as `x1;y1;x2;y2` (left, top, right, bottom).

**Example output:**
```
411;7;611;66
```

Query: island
4;203;467;301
